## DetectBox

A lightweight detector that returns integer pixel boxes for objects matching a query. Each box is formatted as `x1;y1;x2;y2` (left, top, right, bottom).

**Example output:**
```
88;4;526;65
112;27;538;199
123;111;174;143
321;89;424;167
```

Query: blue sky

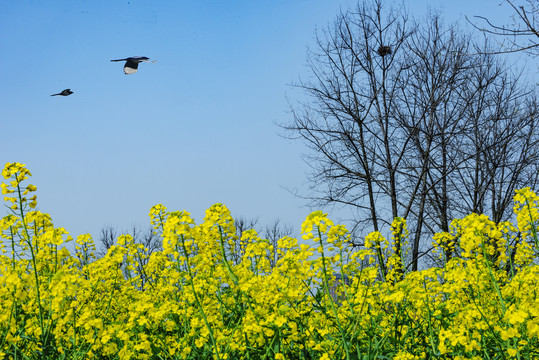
0;0;523;241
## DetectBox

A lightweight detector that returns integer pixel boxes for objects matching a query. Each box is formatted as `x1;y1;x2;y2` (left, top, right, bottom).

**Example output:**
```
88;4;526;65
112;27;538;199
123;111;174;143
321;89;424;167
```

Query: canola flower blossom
0;162;538;359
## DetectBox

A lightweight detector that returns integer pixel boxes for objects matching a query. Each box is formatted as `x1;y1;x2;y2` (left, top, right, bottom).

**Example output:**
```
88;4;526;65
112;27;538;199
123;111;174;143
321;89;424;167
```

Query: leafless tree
232;217;294;267
283;0;539;273
394;14;475;269
450;52;539;224
235;216;259;239
284;0;417;277
97;225;161;255
128;225;162;255
231;216;259;264
263;219;293;268
127;225;161;289
96;224;162;289
96;226;118;258
469;0;539;55
400;23;539;268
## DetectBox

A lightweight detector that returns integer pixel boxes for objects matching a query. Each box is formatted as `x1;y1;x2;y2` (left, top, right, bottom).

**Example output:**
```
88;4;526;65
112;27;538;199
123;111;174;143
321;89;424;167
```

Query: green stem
318;227;350;360
374;241;386;282
480;242;506;314
181;235;221;360
218;226;238;286
526;199;539;253
422;280;439;355
15;176;47;354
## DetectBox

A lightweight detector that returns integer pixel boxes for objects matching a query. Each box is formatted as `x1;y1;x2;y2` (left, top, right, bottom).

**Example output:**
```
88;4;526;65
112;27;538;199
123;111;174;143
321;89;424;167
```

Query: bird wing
110;58;127;62
123;59;139;74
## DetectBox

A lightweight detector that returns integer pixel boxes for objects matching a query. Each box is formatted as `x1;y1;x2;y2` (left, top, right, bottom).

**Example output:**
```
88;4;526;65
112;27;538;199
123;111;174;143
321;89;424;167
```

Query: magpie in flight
110;56;155;75
51;89;73;96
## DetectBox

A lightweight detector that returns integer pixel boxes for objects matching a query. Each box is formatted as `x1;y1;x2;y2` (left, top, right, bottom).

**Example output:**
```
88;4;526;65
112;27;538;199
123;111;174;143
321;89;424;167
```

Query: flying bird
110;56;155;75
51;89;73;96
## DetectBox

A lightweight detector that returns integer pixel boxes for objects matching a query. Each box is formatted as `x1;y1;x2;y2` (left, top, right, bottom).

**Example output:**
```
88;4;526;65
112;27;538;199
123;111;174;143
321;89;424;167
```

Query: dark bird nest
377;45;392;57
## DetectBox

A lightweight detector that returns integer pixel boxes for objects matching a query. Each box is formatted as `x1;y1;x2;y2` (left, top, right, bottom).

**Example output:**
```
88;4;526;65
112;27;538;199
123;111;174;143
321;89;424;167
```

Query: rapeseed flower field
1;162;538;359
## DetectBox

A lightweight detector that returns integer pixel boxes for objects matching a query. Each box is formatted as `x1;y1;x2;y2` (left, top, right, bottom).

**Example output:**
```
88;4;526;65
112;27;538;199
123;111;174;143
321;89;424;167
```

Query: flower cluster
1;162;37;211
0;162;538;360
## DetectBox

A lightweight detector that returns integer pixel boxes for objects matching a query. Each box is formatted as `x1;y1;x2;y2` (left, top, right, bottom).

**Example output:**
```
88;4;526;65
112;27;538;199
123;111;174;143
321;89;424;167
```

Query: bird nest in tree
377;45;392;57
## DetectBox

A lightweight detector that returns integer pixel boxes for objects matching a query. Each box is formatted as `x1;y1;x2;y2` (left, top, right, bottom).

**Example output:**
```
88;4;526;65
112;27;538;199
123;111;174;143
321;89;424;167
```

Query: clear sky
0;0;523;242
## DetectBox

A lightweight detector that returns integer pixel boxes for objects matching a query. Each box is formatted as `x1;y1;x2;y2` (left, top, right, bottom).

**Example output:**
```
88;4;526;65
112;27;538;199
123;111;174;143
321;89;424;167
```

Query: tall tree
263;219;293;268
96;225;162;289
284;0;539;271
394;15;474;269
285;0;416;275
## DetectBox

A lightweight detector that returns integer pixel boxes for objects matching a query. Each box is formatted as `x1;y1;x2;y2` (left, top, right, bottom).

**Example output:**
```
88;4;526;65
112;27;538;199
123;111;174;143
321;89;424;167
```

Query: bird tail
51;94;59;96
110;59;125;62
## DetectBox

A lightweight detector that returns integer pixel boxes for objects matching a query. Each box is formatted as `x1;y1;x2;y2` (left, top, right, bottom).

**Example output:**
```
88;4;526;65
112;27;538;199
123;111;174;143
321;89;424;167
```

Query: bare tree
96;224;162;289
284;0;418;277
394;14;475;269
263;219;293;268
450;52;539;223
96;225;118;258
232;217;294;267
469;0;539;55
235;216;259;239
231;216;259;264
283;0;539;272
127;225;162;290
400;26;539;268
129;225;162;255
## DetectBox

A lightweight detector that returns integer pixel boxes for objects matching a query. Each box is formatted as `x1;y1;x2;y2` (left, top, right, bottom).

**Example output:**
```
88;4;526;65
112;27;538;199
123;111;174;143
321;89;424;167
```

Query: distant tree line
95;217;293;283
97;225;161;289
